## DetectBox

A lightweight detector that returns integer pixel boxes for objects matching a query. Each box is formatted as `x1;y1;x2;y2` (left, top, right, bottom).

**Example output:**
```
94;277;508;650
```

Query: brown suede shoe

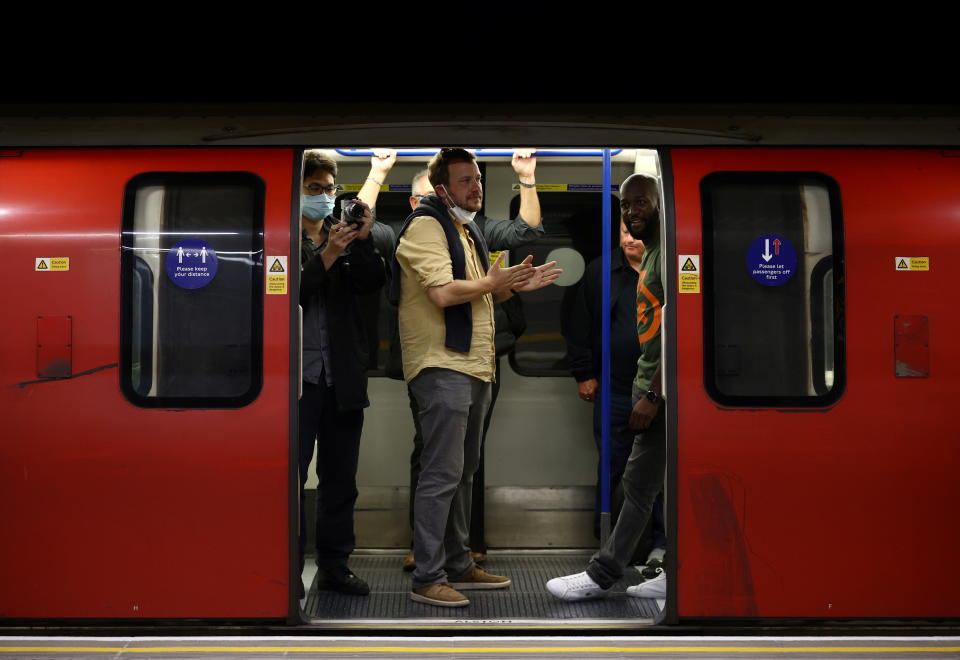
449;565;511;590
402;550;415;572
469;551;487;565
410;582;469;607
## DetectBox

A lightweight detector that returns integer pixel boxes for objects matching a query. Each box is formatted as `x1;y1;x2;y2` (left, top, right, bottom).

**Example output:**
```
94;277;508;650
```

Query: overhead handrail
334;148;623;157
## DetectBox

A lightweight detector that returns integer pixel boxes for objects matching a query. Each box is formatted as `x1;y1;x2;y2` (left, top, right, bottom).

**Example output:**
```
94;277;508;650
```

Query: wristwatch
644;390;662;404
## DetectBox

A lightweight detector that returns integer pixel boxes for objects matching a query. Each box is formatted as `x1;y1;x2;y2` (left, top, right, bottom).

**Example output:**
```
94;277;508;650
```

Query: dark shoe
402;550;416;572
470;551;487;565
449;565;511;590
316;566;370;596
411;582;469;607
640;558;664;580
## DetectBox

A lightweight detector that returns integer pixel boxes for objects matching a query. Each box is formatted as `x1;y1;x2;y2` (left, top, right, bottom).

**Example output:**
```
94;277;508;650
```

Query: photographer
298;152;392;596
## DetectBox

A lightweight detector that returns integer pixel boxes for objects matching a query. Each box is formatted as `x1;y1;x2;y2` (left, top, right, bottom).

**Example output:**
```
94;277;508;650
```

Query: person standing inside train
546;173;668;601
400;157;545;573
392;148;561;607
298;149;396;597
565;218;667;570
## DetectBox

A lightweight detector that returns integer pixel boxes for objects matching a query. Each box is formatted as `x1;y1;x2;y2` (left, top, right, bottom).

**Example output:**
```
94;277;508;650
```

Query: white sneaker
545;571;610;601
626;571;666;599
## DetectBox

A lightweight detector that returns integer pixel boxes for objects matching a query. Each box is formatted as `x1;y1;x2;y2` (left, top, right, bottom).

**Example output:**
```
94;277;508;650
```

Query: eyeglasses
304;183;342;195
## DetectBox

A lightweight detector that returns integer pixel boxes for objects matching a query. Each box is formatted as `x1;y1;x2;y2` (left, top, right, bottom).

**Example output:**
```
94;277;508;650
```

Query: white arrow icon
762;239;773;262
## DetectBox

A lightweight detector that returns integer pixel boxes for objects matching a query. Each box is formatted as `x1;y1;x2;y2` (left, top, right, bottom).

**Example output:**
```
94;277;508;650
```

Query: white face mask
438;184;477;223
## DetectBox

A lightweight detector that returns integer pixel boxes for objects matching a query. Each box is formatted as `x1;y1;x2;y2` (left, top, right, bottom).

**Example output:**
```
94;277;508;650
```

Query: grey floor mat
305;552;661;623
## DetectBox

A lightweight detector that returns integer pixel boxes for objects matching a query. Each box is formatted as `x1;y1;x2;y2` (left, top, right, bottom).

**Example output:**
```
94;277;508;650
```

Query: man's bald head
620;174;660;209
620;174;660;242
409;169;434;210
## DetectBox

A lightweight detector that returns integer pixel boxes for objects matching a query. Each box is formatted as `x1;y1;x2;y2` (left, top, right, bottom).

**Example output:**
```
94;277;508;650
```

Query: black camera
341;199;365;227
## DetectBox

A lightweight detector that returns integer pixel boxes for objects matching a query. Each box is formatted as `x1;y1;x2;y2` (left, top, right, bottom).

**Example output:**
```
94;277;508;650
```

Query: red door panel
0;149;295;618
671;148;960;618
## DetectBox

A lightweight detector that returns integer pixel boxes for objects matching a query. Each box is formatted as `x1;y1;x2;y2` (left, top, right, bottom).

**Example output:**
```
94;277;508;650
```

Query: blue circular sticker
165;239;218;289
746;234;797;287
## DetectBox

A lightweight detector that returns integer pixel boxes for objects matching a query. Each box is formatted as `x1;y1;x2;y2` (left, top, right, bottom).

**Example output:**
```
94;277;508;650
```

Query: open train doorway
295;147;668;629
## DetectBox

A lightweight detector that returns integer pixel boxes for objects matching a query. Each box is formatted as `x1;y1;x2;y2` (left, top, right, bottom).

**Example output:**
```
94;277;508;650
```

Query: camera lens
343;200;364;220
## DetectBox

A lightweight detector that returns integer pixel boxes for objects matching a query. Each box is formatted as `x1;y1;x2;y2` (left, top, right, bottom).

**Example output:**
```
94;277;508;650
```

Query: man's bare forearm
427;276;496;308
517;185;541;227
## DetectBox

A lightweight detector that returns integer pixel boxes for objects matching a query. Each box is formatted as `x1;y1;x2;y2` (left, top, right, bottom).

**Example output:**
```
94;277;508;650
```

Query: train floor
301;550;662;628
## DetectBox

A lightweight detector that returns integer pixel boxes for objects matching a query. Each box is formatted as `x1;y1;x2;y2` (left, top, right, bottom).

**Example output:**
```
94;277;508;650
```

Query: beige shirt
395;216;496;383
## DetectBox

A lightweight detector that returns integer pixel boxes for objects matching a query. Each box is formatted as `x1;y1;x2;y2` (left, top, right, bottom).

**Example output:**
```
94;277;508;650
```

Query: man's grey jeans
586;384;667;589
408;368;492;588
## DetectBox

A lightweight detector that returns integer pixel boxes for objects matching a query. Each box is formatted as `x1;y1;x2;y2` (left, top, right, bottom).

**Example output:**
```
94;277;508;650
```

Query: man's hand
487;253;535;292
515;260;562;292
349;199;374;241
369;149;397;177
578;378;598;403
629;397;659;431
320;221;360;270
512;148;537;183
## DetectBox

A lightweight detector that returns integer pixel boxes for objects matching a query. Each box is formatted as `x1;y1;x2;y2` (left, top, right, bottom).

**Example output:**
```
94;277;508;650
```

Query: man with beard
546;173;668;601
393;148;561;607
400;157;545;573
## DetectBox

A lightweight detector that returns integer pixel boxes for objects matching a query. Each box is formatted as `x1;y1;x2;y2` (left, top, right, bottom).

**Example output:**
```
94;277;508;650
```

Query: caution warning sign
678;254;700;293
266;256;288;295
895;256;929;271
36;257;69;271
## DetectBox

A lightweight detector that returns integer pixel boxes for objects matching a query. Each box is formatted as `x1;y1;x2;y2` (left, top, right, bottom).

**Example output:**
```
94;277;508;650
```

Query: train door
299;148;668;628
0;148;299;620
669;148;960;620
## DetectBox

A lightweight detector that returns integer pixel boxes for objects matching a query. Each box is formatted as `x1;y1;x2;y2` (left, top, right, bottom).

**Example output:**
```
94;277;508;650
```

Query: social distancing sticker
679;254;700;293
36;257;69;271
895;257;929;271
266;256;288;295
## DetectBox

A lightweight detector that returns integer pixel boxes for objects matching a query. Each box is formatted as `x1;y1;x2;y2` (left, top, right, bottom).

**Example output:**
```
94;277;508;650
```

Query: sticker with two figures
266;256;288;295
678;255;700;293
895;257;929;271
35;257;70;271
165;239;218;289
747;234;797;287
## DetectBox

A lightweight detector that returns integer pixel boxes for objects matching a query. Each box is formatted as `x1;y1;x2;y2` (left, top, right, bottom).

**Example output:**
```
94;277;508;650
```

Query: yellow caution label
510;183;567;191
266;255;288;295
895;256;930;271
36;257;69;271
488;250;503;267
342;183;387;192
678;254;700;293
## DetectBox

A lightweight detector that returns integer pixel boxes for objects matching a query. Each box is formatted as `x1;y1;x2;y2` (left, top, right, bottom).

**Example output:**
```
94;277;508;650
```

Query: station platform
3;635;959;658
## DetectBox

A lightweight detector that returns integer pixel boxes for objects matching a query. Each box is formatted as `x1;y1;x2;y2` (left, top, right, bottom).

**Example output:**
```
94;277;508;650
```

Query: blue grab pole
599;148;613;544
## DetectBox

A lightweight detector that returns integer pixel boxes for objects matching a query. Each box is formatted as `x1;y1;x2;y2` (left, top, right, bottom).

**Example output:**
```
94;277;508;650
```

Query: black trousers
298;381;363;571
407;357;501;553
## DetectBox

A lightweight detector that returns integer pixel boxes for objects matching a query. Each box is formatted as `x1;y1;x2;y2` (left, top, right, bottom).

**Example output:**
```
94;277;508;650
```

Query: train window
701;172;845;407
120;173;265;407
508;192;620;376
